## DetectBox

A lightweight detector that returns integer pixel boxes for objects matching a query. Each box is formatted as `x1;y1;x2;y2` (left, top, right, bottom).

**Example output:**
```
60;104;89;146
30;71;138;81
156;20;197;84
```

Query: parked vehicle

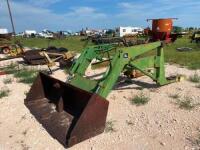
15;32;24;37
38;30;54;39
24;30;37;38
191;31;200;43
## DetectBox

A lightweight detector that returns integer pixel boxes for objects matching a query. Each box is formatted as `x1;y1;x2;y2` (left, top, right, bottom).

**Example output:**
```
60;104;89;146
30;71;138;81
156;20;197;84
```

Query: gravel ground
0;58;200;150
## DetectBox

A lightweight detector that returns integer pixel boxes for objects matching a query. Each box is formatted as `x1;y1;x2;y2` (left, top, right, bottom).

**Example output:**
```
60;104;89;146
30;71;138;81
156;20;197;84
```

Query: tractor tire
58;47;68;52
59;58;73;68
2;47;11;54
46;46;57;51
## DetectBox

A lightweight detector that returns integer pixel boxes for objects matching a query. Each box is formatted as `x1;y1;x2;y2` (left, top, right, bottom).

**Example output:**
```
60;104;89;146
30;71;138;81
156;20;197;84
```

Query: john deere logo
123;53;128;58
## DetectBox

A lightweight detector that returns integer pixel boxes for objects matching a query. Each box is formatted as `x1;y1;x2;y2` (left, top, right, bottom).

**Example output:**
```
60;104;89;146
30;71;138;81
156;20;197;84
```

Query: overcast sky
0;0;200;32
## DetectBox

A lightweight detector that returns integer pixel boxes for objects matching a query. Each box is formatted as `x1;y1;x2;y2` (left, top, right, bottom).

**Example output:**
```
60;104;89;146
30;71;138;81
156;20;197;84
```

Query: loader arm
70;44;116;76
68;41;175;98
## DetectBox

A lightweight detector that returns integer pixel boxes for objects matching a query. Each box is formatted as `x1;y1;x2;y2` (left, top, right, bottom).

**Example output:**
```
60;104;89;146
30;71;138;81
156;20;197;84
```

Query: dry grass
189;72;200;83
3;78;13;84
105;120;116;133
169;93;180;99
126;120;134;126
187;129;200;148
176;96;199;110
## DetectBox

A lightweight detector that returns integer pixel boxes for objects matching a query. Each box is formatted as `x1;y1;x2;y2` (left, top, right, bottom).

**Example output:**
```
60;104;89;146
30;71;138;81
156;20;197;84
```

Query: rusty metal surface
152;19;173;33
25;72;109;148
146;18;178;43
0;71;6;75
23;50;71;65
0;33;12;40
23;50;47;65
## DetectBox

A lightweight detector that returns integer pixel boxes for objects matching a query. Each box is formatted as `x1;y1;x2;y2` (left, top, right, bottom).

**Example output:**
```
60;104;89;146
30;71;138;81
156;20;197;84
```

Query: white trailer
24;30;37;38
0;28;9;34
116;26;144;37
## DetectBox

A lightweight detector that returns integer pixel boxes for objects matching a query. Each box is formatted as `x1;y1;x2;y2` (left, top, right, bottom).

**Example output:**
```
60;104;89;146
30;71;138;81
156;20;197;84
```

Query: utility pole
6;0;15;35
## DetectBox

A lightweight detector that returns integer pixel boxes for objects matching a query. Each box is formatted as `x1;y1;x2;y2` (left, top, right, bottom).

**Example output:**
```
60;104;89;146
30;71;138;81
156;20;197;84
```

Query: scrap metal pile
0;37;25;60
90;34;146;46
89;18;183;47
22;47;71;65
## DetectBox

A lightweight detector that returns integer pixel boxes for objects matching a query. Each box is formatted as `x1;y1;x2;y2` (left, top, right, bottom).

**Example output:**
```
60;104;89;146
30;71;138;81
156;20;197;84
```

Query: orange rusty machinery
146;18;178;43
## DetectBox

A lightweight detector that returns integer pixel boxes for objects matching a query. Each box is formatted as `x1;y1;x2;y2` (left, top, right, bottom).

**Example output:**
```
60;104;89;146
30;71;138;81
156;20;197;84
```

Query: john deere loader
25;42;179;148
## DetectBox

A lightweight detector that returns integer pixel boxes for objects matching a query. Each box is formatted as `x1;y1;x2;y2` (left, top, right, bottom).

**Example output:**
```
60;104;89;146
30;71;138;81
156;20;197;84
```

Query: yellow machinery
39;51;75;72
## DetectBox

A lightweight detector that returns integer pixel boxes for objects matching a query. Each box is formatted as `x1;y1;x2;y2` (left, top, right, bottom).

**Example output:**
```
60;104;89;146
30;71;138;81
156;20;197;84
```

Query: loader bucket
25;72;109;148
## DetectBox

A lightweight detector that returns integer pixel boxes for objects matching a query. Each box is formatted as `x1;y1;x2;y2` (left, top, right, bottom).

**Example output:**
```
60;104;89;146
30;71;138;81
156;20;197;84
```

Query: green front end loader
25;42;178;148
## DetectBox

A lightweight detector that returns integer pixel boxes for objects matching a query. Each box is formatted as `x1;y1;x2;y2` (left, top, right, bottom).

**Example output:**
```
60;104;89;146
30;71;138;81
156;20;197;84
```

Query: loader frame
68;41;175;98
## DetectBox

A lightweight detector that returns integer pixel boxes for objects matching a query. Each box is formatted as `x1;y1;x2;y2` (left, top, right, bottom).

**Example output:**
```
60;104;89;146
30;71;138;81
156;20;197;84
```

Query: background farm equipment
38;51;75;73
89;18;182;46
25;41;179;148
146;18;181;43
89;34;146;46
0;38;12;54
191;31;200;43
0;33;12;54
0;37;24;56
22;47;70;65
0;33;12;39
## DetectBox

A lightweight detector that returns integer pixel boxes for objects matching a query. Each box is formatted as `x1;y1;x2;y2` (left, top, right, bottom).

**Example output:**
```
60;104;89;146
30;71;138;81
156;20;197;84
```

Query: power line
6;0;15;35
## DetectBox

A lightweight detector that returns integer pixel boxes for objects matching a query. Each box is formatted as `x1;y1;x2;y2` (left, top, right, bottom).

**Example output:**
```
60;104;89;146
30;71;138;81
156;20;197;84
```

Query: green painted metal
68;41;176;98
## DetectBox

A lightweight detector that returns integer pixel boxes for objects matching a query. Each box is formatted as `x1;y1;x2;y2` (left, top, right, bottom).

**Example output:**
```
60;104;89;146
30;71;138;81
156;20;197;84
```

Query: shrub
3;78;12;84
189;72;200;83
0;89;10;99
14;69;38;84
131;92;150;106
169;93;180;99
105;120;116;133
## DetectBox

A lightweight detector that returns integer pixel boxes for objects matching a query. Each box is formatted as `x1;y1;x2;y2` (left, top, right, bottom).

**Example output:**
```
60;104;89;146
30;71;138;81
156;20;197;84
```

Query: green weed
176;96;199;110
1;63;18;74
189;72;200;83
131;92;150;106
14;69;38;84
105;120;116;133
3;78;12;84
0;89;10;99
